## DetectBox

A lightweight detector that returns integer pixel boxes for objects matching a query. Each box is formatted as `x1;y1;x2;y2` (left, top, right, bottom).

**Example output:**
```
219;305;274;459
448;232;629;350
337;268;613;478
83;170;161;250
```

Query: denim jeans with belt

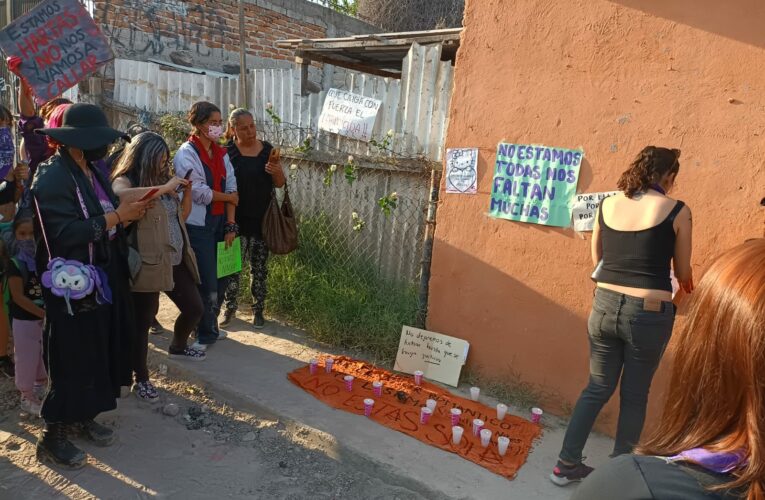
559;287;675;463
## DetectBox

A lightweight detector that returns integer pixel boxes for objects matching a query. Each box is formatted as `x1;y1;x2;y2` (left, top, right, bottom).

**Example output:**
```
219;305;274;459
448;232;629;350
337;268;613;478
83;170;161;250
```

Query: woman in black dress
32;104;148;469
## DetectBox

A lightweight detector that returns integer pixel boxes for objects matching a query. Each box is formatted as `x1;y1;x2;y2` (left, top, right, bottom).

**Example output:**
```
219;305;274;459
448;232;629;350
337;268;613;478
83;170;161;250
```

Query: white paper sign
571;191;620;232
445;148;478;194
393;326;470;387
317;88;382;142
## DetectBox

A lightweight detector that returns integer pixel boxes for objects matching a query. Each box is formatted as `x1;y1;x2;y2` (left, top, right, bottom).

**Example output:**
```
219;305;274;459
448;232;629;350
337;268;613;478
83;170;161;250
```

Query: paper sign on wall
445;148;478;194
217;237;242;278
318;88;382;142
0;0;114;103
489;143;583;227
393;326;469;387
571;191;620;232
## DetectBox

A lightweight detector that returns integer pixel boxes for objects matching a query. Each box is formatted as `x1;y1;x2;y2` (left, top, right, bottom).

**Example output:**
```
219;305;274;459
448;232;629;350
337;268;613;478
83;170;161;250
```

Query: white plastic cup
480;428;492;448
372;381;383;397
470;386;480;401
344;375;354;392
496;403;508;420
325;358;334;373
472;418;484;437
363;398;374;417
450;407;462;426
414;370;424;385
309;358;318;375
452;425;464;445
426;399;437;412
420;407;433;424
497;436;510;456
531;407;543;423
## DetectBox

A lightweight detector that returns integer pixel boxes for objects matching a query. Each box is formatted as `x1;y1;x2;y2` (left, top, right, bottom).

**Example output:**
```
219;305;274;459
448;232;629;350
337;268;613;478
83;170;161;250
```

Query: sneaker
20;397;42;417
253;312;265;329
0;356;15;378
219;309;236;328
550;460;594;486
133;381;160;403
168;346;207;361
217;329;229;340
190;341;208;352
149;319;164;335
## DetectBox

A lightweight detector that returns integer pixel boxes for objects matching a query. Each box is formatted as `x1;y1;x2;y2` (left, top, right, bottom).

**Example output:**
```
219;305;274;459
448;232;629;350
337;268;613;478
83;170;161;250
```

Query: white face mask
207;124;224;141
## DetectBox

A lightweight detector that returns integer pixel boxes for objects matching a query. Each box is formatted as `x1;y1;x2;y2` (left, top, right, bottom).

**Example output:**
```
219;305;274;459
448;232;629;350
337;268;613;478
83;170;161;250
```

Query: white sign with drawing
445;148;478;194
394;326;470;387
318;88;382;142
571;191;620;232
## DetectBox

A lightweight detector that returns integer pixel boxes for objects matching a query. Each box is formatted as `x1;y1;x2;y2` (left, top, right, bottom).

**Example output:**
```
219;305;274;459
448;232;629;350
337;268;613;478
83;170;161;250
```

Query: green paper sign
489;143;583;227
217;237;242;278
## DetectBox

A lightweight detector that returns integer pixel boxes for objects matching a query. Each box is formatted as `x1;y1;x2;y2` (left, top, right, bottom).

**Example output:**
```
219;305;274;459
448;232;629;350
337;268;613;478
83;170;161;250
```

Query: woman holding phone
220;109;285;329
551;146;693;486
173;102;238;350
112;132;205;403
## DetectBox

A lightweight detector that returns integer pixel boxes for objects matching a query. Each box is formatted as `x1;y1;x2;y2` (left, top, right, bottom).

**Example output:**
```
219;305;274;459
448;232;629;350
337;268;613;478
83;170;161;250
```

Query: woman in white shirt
173;102;238;350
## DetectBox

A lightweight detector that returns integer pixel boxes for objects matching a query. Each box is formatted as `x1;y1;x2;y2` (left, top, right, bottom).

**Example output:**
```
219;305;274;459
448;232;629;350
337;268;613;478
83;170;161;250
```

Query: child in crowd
0;233;12;378
6;213;46;415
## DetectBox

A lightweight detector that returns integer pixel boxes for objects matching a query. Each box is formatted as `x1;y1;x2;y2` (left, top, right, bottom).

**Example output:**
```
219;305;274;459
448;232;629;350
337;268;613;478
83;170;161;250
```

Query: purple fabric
669;448;747;474
92;175;116;240
94;159;110;179
0;128;14;180
18;114;50;174
15;239;37;273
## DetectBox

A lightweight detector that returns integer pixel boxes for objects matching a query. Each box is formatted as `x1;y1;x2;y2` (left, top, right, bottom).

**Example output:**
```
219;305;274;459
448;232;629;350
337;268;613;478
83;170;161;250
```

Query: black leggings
132;263;204;382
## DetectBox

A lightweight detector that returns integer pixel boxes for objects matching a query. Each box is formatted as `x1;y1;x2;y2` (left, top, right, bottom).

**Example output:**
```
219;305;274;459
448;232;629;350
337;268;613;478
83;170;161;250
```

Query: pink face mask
207;124;224;141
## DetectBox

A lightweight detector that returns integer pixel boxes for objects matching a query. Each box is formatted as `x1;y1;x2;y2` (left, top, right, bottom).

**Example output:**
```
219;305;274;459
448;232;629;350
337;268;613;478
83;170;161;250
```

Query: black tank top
597;198;685;292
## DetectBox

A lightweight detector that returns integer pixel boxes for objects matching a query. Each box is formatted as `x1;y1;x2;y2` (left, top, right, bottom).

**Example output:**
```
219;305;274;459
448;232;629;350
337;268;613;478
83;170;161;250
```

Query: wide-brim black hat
36;103;129;150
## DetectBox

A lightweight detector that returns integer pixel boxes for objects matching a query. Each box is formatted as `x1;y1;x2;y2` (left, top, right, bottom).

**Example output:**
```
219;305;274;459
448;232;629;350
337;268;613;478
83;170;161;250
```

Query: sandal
133;381;160;403
168;346;207;361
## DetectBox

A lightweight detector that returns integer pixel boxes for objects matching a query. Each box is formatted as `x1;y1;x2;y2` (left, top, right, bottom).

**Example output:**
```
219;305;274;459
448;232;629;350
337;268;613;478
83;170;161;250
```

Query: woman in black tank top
551;146;693;487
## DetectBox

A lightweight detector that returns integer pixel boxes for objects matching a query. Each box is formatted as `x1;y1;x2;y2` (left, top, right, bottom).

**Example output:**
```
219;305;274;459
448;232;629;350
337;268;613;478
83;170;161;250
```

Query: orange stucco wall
428;0;765;434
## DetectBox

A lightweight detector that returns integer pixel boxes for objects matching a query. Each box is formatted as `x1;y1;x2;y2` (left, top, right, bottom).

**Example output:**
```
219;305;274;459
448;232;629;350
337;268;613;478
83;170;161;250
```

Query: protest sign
393;326;469;387
217;237;242;278
489;143;583;227
318;88;382;142
0;0;114;103
445;148;478;194
571;191;619;232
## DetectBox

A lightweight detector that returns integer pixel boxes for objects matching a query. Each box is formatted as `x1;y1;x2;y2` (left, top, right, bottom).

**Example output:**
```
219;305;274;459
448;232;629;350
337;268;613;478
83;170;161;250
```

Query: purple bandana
669;448;747;474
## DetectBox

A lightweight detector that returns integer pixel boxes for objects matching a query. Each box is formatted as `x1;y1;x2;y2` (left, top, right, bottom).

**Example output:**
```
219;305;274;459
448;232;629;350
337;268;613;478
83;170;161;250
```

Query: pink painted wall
428;0;765;433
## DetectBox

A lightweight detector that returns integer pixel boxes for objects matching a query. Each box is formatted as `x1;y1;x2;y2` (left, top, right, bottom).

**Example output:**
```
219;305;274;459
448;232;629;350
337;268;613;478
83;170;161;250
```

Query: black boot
253;312;265;329
220;309;236;328
74;420;116;447
36;423;87;469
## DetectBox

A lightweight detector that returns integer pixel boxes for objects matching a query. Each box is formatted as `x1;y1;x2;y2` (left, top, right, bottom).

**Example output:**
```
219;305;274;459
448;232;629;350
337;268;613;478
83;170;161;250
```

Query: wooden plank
302;52;401;79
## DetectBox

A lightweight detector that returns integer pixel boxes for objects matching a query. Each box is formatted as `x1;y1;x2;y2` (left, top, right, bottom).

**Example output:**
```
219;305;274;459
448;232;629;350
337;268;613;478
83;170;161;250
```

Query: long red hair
638;239;765;499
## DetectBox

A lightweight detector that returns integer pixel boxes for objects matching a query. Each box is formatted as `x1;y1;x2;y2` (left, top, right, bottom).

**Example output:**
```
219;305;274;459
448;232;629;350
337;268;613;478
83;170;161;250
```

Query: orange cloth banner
288;356;542;480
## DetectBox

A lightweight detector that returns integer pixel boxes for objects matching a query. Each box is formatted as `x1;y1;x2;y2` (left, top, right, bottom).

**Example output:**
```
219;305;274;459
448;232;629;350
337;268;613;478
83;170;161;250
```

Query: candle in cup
531;407;543;423
414;370;424;385
420;407;433;424
450;408;462;426
372;381;383;396
309;358;318;375
363;398;374;417
480;428;492;448
496;403;508;420
325;358;334;373
497;436;510;456
426;399;437;412
343;375;354;391
470;386;480;401
472;418;484;437
452;425;464;445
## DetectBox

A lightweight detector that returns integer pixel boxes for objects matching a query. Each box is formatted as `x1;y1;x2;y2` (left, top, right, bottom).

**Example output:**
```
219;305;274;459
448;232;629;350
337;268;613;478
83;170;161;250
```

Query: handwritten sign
216;237;242;278
0;0;114;103
394;326;469;387
489;143;583;227
570;191;619;232
445;148;478;194
318;88;382;142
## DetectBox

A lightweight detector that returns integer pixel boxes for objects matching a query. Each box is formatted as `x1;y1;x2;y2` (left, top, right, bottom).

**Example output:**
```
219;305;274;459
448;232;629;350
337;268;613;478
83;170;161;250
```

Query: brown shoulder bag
262;185;298;254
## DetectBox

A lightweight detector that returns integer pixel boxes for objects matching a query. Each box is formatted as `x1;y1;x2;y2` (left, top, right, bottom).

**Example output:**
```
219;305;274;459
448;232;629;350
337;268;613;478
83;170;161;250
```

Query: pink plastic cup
531;407;543;423
414;370;424;385
472;418;484;437
450;408;462;426
344;375;354;392
325;358;334;373
420;407;433;424
372;381;383;396
309;358;318;375
363;398;374;417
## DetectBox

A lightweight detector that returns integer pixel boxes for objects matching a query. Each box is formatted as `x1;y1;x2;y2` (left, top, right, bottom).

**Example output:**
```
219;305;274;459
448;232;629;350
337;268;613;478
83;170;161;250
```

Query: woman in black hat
31;103;150;469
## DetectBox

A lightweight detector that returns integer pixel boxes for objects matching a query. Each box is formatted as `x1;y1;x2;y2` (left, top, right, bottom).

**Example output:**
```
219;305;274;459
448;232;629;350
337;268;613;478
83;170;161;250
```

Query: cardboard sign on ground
0;0;114;103
394;326;469;387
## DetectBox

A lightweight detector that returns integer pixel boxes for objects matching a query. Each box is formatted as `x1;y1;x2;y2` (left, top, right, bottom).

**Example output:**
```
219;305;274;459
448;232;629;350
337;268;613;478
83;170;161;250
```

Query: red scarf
190;135;227;216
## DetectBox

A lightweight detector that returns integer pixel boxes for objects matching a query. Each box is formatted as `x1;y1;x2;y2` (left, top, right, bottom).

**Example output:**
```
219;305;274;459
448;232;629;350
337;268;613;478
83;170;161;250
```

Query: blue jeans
186;216;231;345
559;287;675;463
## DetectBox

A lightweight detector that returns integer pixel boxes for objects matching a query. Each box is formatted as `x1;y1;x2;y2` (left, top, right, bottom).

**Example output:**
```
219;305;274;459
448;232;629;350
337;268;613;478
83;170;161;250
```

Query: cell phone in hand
176;170;192;192
138;187;160;202
268;147;281;163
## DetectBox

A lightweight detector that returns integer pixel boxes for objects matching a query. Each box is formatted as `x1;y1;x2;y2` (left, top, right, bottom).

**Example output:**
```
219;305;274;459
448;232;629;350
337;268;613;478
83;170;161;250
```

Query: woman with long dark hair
112;132;205;404
172;102;238;350
573;239;765;500
551;146;693;485
32;104;148;469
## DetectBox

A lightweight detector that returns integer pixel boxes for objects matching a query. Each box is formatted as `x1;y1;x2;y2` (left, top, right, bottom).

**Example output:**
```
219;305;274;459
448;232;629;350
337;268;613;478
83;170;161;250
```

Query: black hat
36;103;129;150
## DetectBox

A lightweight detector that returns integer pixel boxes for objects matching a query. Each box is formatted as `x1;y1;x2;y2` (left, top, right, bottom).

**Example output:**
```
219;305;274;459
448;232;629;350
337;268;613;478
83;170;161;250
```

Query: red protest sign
0;0;113;103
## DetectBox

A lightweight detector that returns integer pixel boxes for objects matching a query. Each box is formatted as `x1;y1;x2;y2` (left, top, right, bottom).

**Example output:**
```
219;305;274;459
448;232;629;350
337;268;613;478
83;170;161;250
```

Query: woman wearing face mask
32;104;149;469
173;102;238;350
